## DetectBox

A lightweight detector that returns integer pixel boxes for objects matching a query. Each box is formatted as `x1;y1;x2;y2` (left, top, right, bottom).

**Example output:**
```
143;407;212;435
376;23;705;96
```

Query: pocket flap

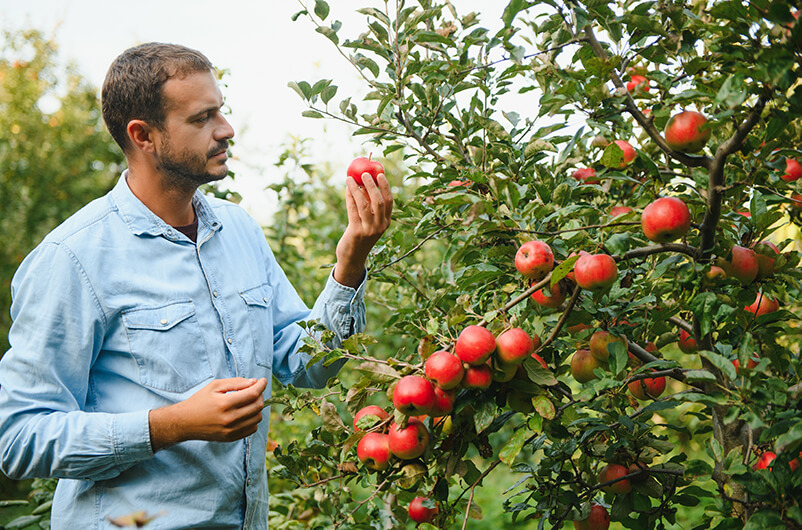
122;300;196;331
240;284;274;308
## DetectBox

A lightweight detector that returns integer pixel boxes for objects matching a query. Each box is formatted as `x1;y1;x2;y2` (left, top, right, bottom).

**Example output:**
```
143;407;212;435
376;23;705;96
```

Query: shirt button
166;229;173;235
213;291;219;297
160;319;168;325
263;297;268;303
227;338;233;344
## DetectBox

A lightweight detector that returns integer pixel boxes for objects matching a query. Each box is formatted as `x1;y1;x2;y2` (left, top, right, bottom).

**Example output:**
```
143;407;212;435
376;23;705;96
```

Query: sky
1;0;501;222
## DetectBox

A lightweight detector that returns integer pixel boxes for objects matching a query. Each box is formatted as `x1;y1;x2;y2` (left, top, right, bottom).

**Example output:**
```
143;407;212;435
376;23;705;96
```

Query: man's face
154;70;234;191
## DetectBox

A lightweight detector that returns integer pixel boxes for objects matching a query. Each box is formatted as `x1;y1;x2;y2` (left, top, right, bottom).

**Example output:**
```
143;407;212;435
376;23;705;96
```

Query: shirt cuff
324;267;367;312
112;410;154;466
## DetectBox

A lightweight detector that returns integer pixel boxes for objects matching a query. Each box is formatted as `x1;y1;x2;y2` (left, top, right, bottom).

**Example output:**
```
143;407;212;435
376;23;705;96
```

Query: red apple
589;330;627;363
599;463;632;494
732;355;759;373
430;386;457;416
729;245;759;285
704;265;728;286
745;293;780;316
424;350;464;390
610;140;637;168
455;325;496;366
753;451;776;470
610;206;633;218
573;503;611;530
752;240;780;279
573;167;600;184
678;329;697;353
626;74;649;93
574;253;618;291
392;376;436;416
565;250;590;283
571;349;603;383
628;371;667;400
353;405;390;431
347;156;384;186
664;110;711;153
641;197;692;243
515;240;554;281
496;328;536;365
532;281;565;308
781;158;802;182
356;432;392;471
388;417;429;460
462;364;493;390
408;496;438;524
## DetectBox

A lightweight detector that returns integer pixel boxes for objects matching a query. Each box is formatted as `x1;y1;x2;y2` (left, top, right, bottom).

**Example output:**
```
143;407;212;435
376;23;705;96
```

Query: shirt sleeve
265;244;366;389
0;242;153;481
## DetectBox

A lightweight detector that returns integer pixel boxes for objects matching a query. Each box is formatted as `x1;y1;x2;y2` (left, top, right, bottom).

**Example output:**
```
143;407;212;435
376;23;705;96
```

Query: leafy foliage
266;0;802;528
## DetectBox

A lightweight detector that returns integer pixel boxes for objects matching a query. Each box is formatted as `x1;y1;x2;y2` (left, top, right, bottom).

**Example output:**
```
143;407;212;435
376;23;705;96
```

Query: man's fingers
211;377;260;393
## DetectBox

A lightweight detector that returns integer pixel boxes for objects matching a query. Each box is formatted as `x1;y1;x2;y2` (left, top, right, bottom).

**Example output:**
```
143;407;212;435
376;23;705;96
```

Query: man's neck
126;168;197;227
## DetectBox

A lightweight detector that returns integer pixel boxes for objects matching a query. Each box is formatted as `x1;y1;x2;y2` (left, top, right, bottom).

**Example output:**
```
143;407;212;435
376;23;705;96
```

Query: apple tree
266;0;802;528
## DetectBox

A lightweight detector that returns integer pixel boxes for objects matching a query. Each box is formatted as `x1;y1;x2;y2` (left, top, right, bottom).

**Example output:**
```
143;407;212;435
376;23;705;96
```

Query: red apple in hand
641;197;692;243
347;156;384;186
455;325;496;365
496;328;536;365
573;503;610;530
664;110;711;153
353;405;390;431
356;432;392;471
392;376;436;416
574;253;618;291
781;158;802;182
515;240;554;281
424;350;464;389
408;497;438;524
388;417;429;459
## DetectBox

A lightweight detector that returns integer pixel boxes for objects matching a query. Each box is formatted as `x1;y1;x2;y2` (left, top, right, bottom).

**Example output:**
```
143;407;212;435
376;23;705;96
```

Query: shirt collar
110;170;223;239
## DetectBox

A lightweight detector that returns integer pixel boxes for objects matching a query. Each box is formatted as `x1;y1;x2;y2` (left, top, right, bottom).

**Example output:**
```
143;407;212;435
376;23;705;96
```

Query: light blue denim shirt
0;172;365;529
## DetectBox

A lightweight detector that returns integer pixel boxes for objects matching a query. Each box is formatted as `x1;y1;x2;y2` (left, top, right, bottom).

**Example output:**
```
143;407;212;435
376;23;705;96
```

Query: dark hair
101;42;213;152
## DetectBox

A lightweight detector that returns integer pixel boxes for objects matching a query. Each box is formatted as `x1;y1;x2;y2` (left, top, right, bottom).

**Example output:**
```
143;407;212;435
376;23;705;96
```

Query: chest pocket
239;283;274;370
122;300;212;393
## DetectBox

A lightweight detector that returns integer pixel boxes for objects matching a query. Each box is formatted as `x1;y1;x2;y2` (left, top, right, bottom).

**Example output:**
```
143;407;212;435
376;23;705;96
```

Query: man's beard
155;136;229;192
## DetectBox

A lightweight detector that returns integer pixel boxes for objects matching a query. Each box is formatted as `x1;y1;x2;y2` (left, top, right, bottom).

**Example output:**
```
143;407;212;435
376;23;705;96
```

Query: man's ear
127;120;156;154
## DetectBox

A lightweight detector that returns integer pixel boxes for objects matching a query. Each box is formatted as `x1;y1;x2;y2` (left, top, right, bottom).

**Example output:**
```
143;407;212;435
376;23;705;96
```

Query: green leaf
608;341;628;377
522;357;558;386
301;110;324;119
320;400;347;435
353;362;401;384
552;254;580;284
288;81;313;100
502;0;533;27
315;25;339;45
474;399;497;433
320;85;338;105
774;419;802;454
532;395;555;420
499;427;529;464
700;350;737;382
690;292;717;336
684;369;717;383
314;0;329;20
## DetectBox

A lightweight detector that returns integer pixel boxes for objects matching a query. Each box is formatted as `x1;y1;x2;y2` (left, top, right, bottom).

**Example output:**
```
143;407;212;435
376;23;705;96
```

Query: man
0;42;392;529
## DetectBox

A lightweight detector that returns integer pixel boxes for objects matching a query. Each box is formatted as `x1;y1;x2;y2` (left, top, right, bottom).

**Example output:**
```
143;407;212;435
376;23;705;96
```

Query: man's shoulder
42;193;116;245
